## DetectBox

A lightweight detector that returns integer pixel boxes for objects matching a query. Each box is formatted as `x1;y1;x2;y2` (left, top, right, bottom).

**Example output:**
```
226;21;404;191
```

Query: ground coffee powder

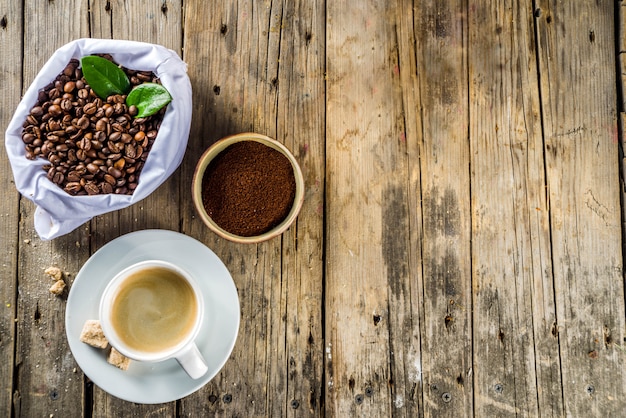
201;140;296;237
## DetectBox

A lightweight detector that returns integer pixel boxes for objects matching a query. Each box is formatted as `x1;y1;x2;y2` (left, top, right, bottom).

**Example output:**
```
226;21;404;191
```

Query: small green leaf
80;55;131;99
126;83;172;117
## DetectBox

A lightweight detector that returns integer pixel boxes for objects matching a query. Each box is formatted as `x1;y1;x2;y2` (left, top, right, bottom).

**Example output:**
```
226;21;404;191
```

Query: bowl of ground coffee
192;133;304;243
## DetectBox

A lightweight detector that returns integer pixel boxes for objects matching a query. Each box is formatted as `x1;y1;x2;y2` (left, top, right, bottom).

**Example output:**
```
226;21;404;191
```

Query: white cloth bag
5;38;192;240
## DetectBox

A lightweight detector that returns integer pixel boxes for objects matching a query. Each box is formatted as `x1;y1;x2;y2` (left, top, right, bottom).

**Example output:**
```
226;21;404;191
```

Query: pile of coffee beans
21;56;166;195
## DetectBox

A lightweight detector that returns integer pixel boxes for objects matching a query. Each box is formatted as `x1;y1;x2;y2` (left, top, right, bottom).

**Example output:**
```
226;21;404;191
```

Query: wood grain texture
391;2;425;417
275;0;326;415
414;1;473;416
469;2;562;416
0;1;22;415
536;0;626;415
13;2;90;416
325;0;409;416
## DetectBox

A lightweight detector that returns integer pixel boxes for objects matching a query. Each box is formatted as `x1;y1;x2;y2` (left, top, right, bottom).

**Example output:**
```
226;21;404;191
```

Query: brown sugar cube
49;279;66;295
44;266;64;281
79;320;109;349
107;347;131;371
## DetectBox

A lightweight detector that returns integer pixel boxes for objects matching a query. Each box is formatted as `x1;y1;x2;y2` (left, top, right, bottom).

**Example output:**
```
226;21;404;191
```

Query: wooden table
2;1;625;416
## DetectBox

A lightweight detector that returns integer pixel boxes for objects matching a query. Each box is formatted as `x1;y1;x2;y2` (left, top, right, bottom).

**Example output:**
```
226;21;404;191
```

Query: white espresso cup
99;260;208;379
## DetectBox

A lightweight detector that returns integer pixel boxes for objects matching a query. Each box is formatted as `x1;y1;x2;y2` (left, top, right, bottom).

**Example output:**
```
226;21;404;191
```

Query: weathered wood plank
275;0;326;416
390;2;425;416
0;0;23;415
326;0;412;416
469;2;563;416
13;2;90;416
180;1;318;416
88;0;182;415
536;0;626;415
412;1;474;416
620;1;626;112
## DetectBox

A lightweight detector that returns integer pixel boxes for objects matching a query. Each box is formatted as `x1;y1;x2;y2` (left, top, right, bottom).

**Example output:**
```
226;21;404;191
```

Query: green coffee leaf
126;83;172;117
80;55;131;99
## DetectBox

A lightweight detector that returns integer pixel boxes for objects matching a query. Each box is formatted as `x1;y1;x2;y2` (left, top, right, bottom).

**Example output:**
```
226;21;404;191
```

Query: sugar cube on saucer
107;347;131;371
79;319;108;349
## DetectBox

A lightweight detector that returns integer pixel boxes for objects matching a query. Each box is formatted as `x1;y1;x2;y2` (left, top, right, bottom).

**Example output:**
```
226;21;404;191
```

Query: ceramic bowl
192;133;304;243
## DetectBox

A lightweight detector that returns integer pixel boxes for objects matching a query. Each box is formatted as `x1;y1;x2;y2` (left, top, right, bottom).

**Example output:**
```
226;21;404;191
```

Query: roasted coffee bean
77;88;89;100
22;133;35;144
84;181;99;195
86;163;99;174
121;133;132;144
136;72;152;82
110;141;125;154
48;104;62;117
63;63;75;77
63;81;76;93
83;102;97;115
67;171;81;182
100;182;113;194
103;173;116;185
77;137;91;151
48;88;60;100
124;143;137;159
64;182;82;194
67;149;77;163
63;181;83;195
94;131;106;143
65;126;77;136
108;166;122;179
113;158;125;171
108;131;122;142
25;115;39;126
47;166;56;180
76;115;90;130
111;122;124;133
134;131;145;142
52;172;64;185
90;139;103;150
48;120;62;131
60;99;72;112
95;118;108;132
114;103;125;115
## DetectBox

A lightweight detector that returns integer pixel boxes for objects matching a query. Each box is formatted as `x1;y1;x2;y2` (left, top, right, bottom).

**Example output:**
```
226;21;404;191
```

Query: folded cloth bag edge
4;38;192;240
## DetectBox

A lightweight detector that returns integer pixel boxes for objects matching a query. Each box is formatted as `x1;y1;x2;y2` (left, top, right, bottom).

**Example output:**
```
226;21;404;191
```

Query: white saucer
65;229;240;404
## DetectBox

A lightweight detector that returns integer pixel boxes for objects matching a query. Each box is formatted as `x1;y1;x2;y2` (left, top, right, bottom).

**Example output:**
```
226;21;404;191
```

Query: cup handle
175;343;208;379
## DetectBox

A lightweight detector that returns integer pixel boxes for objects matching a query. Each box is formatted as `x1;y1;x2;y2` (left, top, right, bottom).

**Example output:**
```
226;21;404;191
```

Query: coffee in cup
100;260;208;379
